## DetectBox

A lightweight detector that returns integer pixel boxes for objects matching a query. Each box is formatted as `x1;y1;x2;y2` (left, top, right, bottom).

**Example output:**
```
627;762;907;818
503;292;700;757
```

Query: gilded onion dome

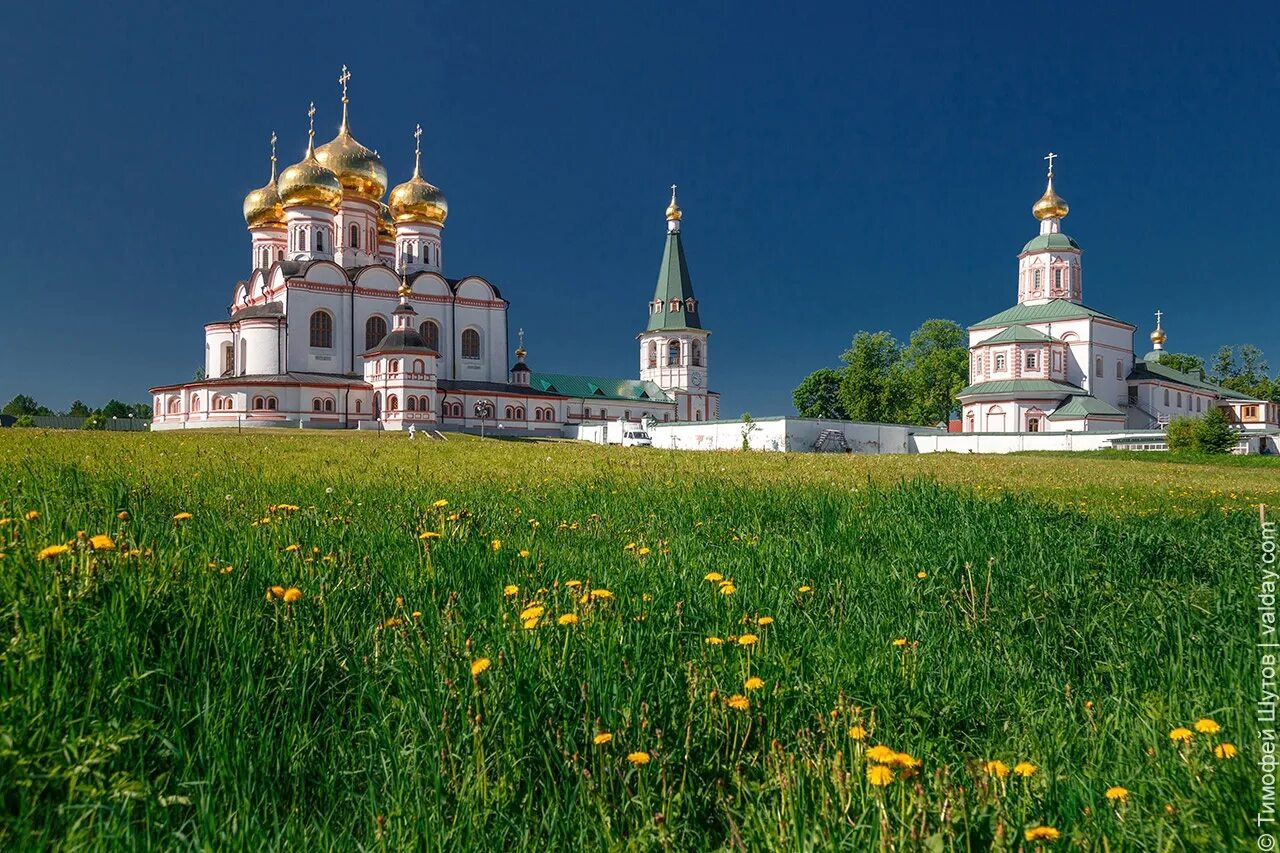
243;133;285;229
666;184;682;221
378;202;396;242
313;67;387;202
1032;173;1069;221
389;125;448;226
279;105;343;211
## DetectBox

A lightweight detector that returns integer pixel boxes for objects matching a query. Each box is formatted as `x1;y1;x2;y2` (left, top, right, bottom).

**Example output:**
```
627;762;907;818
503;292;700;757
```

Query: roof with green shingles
1021;233;1082;254
1047;394;1125;420
979;324;1052;344
1128;358;1262;401
957;378;1083;398
527;372;673;404
969;299;1131;331
646;230;702;332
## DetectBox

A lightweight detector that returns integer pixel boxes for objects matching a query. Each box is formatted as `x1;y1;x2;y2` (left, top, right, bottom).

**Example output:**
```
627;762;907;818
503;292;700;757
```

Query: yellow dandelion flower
888;752;920;769
88;534;115;551
719;583;737;595
411;611;422;620
173;512;192;522
757;616;774;626
382;617;402;628
565;579;582;588
1014;762;1037;778
798;585;812;593
637;546;651;556
867;764;894;786
1105;786;1129;801
984;760;1010;778
624;542;636;551
704;572;723;582
267;585;286;599
590;589;614;600
470;658;491;676
1024;825;1059;842
419;531;441;540
737;634;759;646
491;539;502;551
1215;743;1238;759
892;638;908;647
25;510;40;521
847;725;868;741
519;549;530;558
1169;727;1193;743
866;745;896;763
1194;718;1221;735
916;571;928;579
744;676;764;690
503;584;519;597
593;733;613;745
627;751;650;765
283;544;301;552
283;587;303;603
727;694;750;711
522;617;539;630
557;613;579;626
433;499;449;508
36;544;70;560
519;605;545;621
705;636;724;645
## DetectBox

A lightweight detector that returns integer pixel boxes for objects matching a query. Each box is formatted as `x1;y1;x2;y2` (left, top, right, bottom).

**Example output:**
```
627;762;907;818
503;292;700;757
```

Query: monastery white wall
648;418;946;453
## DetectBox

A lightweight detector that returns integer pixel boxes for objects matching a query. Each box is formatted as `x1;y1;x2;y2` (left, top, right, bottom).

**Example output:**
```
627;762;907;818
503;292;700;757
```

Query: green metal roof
527;372;673;404
970;299;1131;330
1047;394;1125;420
1021;233;1082;254
980;324;1052;344
646;230;702;332
957;379;1083;398
1128;359;1261;401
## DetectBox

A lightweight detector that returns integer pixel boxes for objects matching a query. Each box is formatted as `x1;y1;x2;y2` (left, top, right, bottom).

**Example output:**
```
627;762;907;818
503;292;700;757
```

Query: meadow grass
0;431;1268;849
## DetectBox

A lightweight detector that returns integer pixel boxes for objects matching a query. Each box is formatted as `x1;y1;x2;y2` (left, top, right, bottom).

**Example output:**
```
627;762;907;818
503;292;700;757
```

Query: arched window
461;329;481;359
412;358;425;374
365;316;387;351
408;397;417;411
1164;387;1170;406
624;410;631;420
253;396;264;410
316;229;325;252
310;311;333;348
583;407;591;419
222;343;234;375
168;397;180;414
1095;356;1104;378
389;359;400;375
668;340;680;366
419;320;440;351
373;392;381;417
1116;360;1123;379
1054;268;1063;290
419;396;430;412
350;223;359;249
388;395;399;412
355;399;362;413
191;396;201;413
995;354;1007;372
647;341;657;369
299;229;307;252
1033;269;1041;290
313;398;322;412
515;407;525;419
267;397;277;411
324;398;334;412
1025;351;1038;371
691;341;702;367
505;406;515;419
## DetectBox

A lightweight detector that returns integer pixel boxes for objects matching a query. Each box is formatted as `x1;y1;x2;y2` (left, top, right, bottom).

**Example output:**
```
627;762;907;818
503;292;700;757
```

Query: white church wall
647;418;944;453
239;320;280;375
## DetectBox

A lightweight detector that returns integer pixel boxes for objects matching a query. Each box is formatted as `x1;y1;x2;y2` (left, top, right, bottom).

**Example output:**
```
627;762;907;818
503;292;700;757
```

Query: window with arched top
1095;356;1104;378
420;396;430;412
365;316;387;351
408;397;417;412
691;340;702;367
316;229;325;252
515;407;525;419
267;397;277;411
324;398;334;413
312;398;322;412
412;358;425;374
1116;360;1123;379
461;329;481;359
647;341;657;369
389;359;400;374
994;353;1007;372
253;396;264;410
419;320;440;351
388;395;399;412
168;397;180;414
668;340;680;366
350;223;359;249
1033;269;1042;290
355;399;362;413
191;396;201;412
310;310;333;348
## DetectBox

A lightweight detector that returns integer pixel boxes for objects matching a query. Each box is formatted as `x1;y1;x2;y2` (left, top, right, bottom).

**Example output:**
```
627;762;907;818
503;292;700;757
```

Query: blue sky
1;1;1276;414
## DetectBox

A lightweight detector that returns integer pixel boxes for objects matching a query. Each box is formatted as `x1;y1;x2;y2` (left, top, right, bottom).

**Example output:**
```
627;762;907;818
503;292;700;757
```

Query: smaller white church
150;68;719;432
958;155;1276;434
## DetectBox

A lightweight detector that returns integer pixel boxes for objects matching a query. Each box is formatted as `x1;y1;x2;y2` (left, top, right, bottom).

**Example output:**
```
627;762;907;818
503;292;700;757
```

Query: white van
621;429;653;448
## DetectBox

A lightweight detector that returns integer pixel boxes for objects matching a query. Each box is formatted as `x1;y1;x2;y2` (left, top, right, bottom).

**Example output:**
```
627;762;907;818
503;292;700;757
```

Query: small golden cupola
378;202;397;243
388;124;448;226
1150;309;1167;347
314;66;387;203
243;132;285;228
1032;152;1069;221
278;103;343;210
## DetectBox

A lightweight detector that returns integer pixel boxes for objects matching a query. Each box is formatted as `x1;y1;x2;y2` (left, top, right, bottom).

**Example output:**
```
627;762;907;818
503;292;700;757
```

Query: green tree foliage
67;400;92;418
1166;407;1236;454
895;319;969;425
792;369;847;419
3;395;52;417
1157;352;1206;377
839;331;902;423
12;415;36;428
1210;345;1278;404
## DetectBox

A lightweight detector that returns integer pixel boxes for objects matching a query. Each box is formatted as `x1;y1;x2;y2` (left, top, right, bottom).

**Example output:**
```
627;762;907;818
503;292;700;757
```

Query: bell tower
1017;153;1083;305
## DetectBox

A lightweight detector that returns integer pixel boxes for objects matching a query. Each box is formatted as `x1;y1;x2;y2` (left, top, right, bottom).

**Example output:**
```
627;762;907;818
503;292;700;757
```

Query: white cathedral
958;156;1276;433
151;69;718;432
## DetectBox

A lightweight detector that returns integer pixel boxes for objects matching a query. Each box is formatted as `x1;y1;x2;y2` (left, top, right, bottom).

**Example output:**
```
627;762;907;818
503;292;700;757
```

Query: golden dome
666;184;682;221
244;133;285;228
1032;175;1069;221
313;70;386;202
378;202;396;242
389;127;448;226
1150;327;1167;345
279;107;343;211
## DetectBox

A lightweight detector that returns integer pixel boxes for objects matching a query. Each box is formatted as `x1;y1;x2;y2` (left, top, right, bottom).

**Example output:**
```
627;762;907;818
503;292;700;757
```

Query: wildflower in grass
798;585;813;593
1215;743;1238;759
519;549;530;558
888;752;920;769
173;512;192;522
705;636;724;645
382;617;402;628
704;572;723;582
593;733;613;745
627;751;650;765
284;544;301;552
470;658;491;676
37;544;70;560
866;745;896;763
892;638;908;647
557;613;579;626
624;543;636;552
1105;786;1129;802
637;546;650;556
727;694;750;711
264;586;285;600
719;583;736;596
737;634;758;646
419;531;441;540
117;511;129;521
432;499;449;508
519;605;545;621
916;571;928;579
1014;762;1037;777
283;587;303;603
411;611;422;620
590;589;614;600
565;579;582;588
757;616;774;626
491;539;502;551
1194;718;1220;734
847;725;868;741
1169;727;1193;744
984;760;1010;778
1024;825;1060;842
220;566;233;574
504;585;519;597
25;511;39;521
744;676;764;690
867;765;893;786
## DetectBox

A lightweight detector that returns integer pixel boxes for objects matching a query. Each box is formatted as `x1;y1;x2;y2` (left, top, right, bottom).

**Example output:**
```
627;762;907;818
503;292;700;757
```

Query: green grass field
0;431;1271;849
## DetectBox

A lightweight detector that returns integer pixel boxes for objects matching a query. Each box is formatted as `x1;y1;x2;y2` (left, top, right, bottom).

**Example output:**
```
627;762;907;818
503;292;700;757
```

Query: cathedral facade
958;158;1276;433
150;70;718;432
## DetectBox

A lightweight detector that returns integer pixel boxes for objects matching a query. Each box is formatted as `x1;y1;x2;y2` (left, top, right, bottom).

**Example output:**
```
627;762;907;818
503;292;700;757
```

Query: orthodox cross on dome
518;328;525;349
339;65;351;101
1154;308;1164;330
1044;151;1058;177
306;102;316;152
413;123;423;176
269;131;278;180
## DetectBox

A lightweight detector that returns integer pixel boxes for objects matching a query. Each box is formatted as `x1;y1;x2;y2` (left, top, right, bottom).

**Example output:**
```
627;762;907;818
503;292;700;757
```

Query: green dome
1021;233;1081;254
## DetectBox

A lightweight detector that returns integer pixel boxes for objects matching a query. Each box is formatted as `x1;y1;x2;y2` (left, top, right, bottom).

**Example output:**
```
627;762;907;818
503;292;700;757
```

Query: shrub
13;415;35;428
1166;407;1236;454
82;414;106;431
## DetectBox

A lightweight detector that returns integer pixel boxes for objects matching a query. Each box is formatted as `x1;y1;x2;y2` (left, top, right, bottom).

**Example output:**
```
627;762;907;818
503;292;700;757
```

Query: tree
1210;344;1276;403
68;400;91;418
1166;407;1235;454
895;319;969;425
740;412;759;450
1157;352;1206;377
134;402;154;419
792;368;847;419
83;414;106;431
100;400;132;419
839;331;902;423
3;395;51;417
